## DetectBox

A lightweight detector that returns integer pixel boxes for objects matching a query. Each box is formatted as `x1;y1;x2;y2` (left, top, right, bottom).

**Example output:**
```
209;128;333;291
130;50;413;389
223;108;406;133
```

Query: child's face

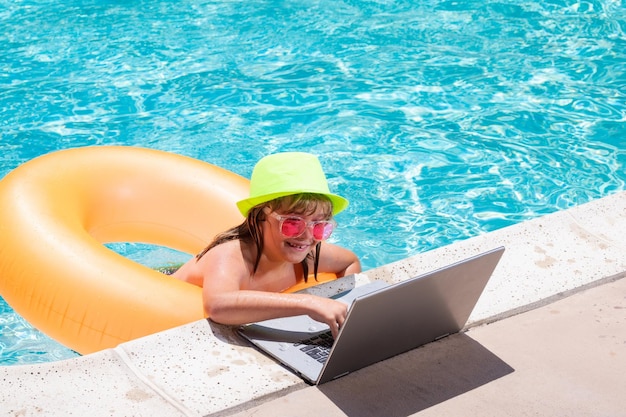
262;205;331;264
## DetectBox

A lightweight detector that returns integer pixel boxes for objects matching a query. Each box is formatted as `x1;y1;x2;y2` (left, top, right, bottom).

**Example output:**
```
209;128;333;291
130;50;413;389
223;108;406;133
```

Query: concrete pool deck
2;191;626;416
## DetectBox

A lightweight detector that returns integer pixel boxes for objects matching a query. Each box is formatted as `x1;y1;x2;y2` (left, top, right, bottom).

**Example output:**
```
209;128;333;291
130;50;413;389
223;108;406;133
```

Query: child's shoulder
199;238;242;259
197;239;252;271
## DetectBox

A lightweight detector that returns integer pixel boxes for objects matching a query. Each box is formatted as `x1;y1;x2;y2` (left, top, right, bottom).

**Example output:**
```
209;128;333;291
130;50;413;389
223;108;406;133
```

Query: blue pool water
1;0;625;365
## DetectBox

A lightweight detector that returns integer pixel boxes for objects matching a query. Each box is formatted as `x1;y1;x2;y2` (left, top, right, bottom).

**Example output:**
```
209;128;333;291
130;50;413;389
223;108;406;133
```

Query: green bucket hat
236;152;349;217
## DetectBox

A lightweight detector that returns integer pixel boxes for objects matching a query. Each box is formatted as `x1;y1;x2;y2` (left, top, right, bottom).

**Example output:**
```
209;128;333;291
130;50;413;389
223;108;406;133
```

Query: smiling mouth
285;241;312;251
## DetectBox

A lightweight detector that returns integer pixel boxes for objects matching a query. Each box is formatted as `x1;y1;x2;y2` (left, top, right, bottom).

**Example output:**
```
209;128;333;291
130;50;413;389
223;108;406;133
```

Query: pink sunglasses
268;211;336;241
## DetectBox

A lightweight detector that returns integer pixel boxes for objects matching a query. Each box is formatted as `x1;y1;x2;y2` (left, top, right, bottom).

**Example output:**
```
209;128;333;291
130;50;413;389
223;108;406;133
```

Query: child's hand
306;297;348;338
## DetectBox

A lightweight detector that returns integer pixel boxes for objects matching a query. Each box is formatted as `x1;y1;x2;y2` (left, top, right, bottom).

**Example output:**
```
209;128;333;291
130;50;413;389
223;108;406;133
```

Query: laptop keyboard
297;332;334;363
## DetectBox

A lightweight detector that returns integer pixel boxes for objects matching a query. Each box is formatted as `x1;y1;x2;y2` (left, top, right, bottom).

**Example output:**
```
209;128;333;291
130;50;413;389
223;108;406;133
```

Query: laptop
238;246;505;384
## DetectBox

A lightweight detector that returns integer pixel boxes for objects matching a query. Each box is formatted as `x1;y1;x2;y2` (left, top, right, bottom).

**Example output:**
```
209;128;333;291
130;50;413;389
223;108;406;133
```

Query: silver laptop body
238;246;505;384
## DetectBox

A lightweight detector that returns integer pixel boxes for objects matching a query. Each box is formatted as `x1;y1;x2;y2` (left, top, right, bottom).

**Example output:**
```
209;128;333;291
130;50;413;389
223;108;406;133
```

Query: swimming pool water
1;0;625;364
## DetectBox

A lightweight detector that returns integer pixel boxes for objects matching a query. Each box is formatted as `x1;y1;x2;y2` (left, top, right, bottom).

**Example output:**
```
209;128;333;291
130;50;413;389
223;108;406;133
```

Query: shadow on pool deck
317;334;515;417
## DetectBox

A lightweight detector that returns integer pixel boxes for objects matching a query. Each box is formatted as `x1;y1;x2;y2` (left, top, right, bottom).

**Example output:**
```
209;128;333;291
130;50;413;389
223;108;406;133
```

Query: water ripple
1;0;625;364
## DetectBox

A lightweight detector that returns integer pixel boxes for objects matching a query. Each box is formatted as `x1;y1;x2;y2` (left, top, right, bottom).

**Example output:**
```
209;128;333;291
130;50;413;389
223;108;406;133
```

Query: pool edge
2;191;625;416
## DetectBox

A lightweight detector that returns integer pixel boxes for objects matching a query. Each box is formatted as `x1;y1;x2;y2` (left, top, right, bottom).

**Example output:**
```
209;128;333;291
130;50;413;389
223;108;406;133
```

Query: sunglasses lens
312;222;334;240
280;218;306;238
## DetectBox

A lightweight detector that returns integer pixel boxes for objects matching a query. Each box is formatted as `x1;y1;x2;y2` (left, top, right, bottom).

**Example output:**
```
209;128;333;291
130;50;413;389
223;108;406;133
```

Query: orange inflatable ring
0;146;336;355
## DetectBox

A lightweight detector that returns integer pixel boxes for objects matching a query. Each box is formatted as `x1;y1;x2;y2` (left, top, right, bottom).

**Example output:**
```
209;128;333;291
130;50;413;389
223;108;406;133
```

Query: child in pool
173;152;361;337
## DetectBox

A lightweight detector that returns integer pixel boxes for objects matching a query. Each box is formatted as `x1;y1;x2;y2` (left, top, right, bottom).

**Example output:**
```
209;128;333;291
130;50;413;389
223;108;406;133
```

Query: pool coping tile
1;190;625;416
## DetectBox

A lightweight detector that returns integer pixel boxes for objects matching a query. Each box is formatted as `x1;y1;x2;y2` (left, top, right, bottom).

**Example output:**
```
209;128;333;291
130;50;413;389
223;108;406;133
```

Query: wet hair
196;193;333;282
